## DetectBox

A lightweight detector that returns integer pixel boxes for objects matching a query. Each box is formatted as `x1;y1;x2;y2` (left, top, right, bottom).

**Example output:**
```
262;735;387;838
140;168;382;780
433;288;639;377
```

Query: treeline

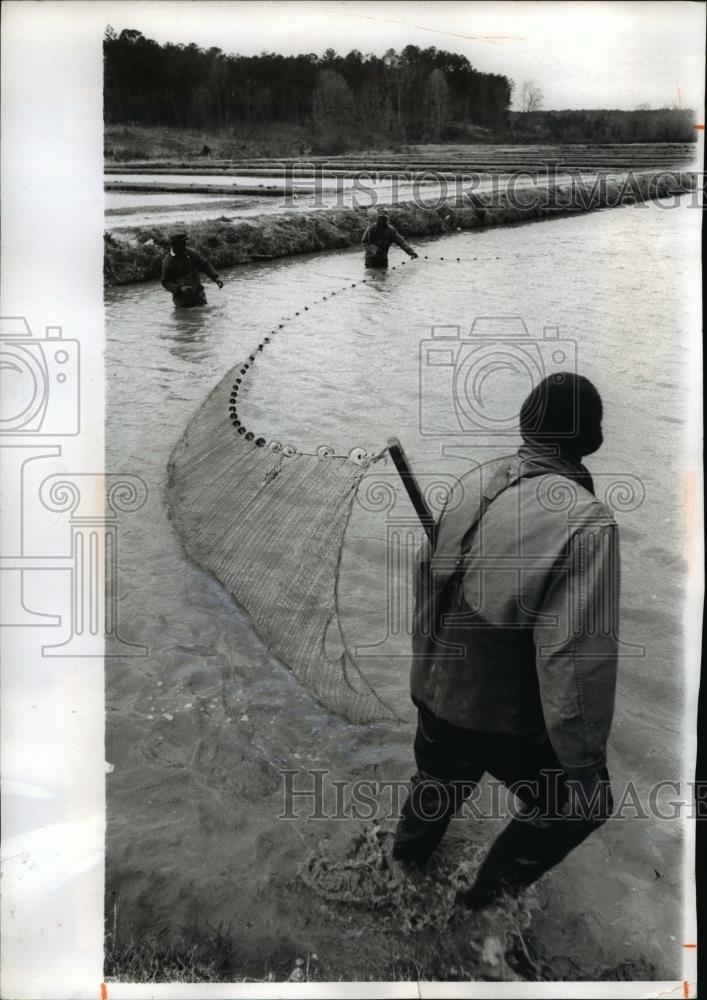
103;28;512;148
509;109;696;144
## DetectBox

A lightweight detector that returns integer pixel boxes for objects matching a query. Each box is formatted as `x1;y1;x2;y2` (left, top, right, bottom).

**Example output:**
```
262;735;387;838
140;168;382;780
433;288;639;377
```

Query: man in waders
393;373;619;911
361;206;418;268
161;232;224;308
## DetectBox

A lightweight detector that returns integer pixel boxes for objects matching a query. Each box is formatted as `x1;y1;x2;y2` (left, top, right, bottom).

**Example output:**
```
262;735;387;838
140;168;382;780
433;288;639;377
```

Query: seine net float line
226;254;514;458
169;259;448;724
170;248;539;724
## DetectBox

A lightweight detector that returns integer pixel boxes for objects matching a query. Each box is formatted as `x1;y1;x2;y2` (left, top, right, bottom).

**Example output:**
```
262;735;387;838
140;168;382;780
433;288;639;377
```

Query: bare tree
520;79;544;113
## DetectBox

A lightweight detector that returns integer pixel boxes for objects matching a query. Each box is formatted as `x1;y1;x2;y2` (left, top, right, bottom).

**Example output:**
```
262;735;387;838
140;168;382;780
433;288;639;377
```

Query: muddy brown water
105;198;697;980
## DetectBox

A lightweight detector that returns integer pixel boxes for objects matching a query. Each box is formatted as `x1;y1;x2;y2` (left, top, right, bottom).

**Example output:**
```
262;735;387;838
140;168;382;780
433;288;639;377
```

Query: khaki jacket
410;447;620;777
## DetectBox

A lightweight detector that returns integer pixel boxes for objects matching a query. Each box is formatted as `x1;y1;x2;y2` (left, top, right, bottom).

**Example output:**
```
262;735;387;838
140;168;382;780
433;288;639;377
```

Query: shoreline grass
104;925;660;984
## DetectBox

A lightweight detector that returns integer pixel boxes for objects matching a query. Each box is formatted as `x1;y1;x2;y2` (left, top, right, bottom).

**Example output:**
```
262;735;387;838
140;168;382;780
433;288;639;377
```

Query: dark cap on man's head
519;372;604;457
169;232;188;245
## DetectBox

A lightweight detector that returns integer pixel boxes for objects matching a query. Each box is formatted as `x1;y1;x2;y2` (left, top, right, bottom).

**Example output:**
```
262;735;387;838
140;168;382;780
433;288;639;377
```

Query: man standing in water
393;373;619;911
161;232;224;308
361;206;418;268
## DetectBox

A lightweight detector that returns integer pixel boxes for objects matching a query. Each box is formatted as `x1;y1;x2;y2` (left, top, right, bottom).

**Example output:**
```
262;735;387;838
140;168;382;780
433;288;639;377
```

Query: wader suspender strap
442;476;514;613
452;467;580;579
455;474;515;564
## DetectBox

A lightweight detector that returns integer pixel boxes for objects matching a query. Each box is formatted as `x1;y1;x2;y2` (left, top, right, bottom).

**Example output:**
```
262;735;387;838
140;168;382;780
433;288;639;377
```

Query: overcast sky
101;1;705;113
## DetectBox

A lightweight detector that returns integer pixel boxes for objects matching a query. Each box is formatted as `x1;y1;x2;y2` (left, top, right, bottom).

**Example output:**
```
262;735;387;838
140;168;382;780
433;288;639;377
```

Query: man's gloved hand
410;251;419;259
564;767;613;822
216;279;224;289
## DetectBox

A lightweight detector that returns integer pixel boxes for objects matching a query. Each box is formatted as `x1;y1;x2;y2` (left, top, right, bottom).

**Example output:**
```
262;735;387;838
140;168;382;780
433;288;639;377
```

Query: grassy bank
104;921;660;984
104;169;696;286
106;119;697;163
105;123;313;161
105;123;402;162
105;923;659;984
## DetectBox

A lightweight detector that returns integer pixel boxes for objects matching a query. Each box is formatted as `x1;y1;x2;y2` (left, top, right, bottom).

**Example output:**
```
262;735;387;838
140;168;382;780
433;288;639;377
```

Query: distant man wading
393;373;619;910
361;207;418;268
161;232;224;308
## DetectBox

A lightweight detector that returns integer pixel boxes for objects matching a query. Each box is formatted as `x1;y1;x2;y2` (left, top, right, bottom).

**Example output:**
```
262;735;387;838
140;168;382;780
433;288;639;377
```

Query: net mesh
166;250;528;725
167;366;400;724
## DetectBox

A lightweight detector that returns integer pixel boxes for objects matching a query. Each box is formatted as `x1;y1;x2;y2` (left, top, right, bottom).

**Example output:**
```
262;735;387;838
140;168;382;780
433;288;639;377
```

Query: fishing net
165;255;498;724
170;227;628;725
167;331;402;724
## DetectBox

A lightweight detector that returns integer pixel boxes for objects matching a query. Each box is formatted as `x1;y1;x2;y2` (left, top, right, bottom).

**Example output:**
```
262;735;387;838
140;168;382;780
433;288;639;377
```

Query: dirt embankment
104;169;696;286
